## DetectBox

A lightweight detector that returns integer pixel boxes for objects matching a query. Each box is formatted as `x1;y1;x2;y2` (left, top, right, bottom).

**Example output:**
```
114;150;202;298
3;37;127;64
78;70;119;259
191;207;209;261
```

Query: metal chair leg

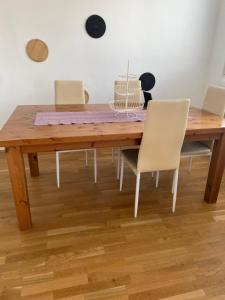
56;152;60;188
117;149;121;180
120;156;124;191
134;173;141;218
94;149;97;183
156;171;160;188
172;169;179;213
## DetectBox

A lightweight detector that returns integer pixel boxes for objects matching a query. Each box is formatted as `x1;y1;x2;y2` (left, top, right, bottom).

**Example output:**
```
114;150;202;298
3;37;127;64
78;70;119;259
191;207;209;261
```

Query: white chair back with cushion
55;80;85;104
203;85;225;117
138;99;190;173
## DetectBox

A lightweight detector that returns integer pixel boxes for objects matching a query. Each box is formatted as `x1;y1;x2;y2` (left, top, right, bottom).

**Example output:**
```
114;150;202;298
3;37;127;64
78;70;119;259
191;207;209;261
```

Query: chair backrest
55;80;85;104
137;99;190;173
203;85;225;117
114;80;143;103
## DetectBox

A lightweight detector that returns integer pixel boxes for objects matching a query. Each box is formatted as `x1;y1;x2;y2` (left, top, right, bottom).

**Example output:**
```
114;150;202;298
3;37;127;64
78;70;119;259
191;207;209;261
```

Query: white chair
55;80;97;188
181;85;225;170
119;99;190;217
113;80;143;178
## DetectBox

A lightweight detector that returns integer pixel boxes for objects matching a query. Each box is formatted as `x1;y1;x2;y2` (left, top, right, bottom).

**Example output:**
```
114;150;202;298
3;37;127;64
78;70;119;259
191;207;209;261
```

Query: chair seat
181;141;211;156
122;149;139;173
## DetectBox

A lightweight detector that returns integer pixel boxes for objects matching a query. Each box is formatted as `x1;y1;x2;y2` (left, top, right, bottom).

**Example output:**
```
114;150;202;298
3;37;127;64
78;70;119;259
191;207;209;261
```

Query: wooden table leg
6;147;32;230
28;153;39;177
204;132;225;203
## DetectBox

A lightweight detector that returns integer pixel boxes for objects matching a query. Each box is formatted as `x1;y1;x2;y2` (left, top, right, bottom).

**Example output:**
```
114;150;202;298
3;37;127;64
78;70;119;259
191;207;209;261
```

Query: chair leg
172;169;179;213
112;148;114;163
209;153;212;165
117;149;121;180
85;150;88;166
120;156;124;191
94;149;97;183
134;173;141;218
172;171;175;194
156;171;160;188
188;157;192;172
56;152;60;189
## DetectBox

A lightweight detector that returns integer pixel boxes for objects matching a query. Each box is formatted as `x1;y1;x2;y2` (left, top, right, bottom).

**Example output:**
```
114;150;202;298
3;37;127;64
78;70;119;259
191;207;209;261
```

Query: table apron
21;139;141;153
19;131;222;153
185;132;222;141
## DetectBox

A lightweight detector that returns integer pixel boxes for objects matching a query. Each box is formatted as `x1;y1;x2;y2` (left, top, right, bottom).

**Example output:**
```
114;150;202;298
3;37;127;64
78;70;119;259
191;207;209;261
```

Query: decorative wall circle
86;15;106;38
139;73;156;91
139;73;156;108
26;39;49;62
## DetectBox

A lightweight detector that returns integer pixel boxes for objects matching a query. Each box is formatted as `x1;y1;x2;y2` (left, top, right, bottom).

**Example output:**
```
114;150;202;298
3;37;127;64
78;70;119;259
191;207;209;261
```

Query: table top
0;104;224;147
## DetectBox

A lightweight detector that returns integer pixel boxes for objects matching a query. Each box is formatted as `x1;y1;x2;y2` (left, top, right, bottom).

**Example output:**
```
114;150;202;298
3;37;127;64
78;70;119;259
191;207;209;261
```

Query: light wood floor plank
0;150;224;299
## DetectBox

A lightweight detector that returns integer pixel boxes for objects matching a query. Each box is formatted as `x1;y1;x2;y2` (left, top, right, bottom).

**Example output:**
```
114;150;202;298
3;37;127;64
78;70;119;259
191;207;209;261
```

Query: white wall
0;0;221;128
208;0;225;86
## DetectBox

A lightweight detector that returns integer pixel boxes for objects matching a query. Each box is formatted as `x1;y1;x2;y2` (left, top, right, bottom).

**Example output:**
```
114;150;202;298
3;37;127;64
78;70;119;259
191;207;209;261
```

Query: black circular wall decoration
139;72;156;91
86;15;106;38
139;72;156;108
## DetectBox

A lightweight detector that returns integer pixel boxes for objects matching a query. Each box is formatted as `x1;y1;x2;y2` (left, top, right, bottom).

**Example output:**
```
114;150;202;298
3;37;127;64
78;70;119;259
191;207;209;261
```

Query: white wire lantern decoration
109;61;145;117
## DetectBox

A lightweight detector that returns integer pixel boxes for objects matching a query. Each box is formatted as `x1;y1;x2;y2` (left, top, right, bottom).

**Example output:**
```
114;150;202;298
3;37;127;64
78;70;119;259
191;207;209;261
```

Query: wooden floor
0;150;225;300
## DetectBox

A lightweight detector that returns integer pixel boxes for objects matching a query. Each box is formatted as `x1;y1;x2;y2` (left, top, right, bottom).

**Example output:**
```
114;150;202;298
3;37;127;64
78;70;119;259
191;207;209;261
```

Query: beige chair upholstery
203;85;225;117
114;80;143;103
181;142;211;156
138;100;190;172
181;85;225;163
120;99;190;217
55;80;85;105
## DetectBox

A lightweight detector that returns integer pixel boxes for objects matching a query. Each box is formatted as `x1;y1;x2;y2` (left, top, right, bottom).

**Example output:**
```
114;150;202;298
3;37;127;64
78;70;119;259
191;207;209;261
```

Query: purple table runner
34;110;146;125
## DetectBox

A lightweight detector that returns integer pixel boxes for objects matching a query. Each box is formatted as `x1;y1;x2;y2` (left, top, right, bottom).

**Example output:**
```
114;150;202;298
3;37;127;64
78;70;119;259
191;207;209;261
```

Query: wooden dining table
0;104;224;230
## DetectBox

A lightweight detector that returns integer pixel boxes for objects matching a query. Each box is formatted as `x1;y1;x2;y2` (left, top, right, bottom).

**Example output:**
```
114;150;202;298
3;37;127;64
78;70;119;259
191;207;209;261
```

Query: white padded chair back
137;99;190;172
55;80;85;104
203;85;225;117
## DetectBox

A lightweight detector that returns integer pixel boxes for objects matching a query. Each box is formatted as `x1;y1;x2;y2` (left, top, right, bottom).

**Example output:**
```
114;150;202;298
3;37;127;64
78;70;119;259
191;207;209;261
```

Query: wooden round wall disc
26;39;49;62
